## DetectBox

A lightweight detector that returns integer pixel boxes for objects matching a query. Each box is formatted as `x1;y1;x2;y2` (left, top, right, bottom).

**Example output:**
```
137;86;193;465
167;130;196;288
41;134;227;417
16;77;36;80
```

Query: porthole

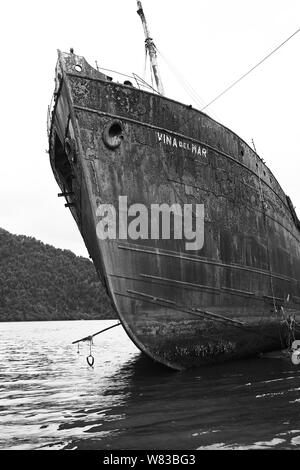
74;64;82;73
102;120;124;149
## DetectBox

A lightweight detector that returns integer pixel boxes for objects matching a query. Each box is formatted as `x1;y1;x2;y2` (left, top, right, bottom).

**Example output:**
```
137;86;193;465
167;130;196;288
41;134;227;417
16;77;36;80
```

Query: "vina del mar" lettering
156;132;207;157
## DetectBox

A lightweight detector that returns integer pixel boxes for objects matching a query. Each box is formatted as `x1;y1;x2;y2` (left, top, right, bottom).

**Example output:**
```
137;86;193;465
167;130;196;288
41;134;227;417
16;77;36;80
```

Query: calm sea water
1;320;300;450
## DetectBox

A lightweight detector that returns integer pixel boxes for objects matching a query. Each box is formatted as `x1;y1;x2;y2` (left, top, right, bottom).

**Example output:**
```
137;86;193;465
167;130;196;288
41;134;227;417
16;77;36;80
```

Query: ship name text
156;132;207;157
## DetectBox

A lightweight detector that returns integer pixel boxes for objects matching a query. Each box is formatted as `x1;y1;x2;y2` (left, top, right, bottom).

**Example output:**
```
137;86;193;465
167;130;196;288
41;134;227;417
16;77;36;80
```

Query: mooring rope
73;322;121;367
72;322;121;345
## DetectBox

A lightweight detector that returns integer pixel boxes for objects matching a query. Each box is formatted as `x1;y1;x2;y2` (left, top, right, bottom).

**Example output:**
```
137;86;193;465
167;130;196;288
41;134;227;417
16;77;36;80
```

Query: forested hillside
0;228;116;321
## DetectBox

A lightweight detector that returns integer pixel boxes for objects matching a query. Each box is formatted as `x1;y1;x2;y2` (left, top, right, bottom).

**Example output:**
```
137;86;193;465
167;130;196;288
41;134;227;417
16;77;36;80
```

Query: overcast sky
1;0;300;257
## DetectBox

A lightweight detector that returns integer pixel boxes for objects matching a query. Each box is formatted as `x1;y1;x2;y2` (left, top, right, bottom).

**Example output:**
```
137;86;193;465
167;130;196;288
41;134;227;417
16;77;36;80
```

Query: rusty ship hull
48;51;300;370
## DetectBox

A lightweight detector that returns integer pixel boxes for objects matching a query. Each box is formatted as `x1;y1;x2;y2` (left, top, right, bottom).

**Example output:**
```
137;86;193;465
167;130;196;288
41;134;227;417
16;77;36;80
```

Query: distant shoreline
0;228;116;322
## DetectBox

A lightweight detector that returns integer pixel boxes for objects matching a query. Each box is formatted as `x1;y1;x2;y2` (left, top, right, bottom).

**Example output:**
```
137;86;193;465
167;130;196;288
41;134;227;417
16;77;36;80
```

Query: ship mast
136;1;164;95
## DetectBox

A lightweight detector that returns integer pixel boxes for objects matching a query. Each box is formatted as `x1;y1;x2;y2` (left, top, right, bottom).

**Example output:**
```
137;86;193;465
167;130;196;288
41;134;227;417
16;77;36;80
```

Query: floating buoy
290;340;300;365
86;354;94;367
72;322;121;368
291;350;300;365
291;340;300;351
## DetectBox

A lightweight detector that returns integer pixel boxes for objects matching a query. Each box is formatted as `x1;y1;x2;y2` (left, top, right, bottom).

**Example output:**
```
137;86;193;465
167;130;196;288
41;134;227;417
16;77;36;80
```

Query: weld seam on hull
114;290;280;341
117;243;298;284
117;289;245;326
110;272;220;293
220;286;254;296
141;273;254;297
108;272;276;302
263;295;285;302
140;273;221;293
126;289;177;305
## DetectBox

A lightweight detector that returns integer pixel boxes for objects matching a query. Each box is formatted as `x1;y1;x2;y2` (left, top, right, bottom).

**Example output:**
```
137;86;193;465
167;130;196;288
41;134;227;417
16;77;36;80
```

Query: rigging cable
97;65;157;93
201;26;300;111
156;47;208;110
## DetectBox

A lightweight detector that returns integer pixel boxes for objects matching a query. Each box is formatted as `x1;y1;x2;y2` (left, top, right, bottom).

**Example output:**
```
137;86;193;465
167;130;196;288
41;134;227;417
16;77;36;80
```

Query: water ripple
1;320;300;449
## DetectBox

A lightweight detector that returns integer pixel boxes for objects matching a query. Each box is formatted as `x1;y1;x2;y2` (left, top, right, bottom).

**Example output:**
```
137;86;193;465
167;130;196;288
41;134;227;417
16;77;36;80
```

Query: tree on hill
0;228;116;321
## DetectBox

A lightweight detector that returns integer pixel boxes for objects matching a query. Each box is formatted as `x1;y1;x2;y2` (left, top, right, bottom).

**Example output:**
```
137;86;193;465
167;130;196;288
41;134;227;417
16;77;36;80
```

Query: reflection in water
0;320;300;450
